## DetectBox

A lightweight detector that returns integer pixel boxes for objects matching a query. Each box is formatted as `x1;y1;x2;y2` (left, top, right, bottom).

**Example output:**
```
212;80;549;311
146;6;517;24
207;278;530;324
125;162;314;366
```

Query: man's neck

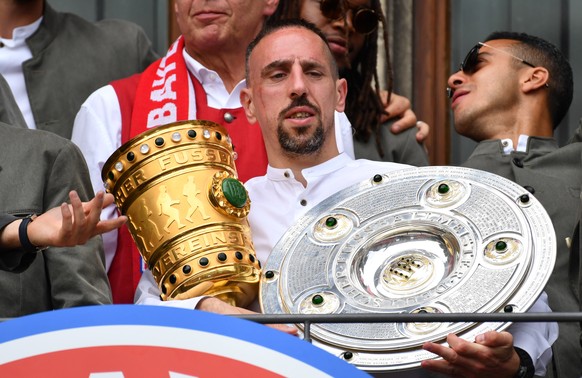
492;122;552;148
185;46;246;93
270;148;341;187
471;104;554;147
0;0;43;39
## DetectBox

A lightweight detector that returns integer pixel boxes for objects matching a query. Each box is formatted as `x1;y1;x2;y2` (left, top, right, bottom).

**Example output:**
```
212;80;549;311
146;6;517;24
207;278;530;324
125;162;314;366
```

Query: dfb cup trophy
102;120;260;307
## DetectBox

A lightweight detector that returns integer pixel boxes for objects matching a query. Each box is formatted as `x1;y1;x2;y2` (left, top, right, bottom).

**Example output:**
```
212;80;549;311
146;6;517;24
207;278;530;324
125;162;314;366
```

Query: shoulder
244;175;269;194
53;9;149;39
79;84;120;113
1;124;66;146
348;158;412;174
44;7;153;54
94;18;151;40
1;124;81;159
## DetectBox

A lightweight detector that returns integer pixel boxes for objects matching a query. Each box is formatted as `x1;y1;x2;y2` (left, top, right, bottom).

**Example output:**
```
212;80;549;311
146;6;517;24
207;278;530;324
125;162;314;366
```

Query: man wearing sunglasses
447;32;581;378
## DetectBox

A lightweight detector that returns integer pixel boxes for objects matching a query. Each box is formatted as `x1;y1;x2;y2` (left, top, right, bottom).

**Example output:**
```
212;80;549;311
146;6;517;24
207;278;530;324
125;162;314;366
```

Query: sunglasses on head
319;0;380;35
460;42;535;74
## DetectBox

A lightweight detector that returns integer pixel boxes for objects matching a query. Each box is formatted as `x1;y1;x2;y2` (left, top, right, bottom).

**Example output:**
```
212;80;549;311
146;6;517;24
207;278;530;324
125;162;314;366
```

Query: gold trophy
102;120;260;307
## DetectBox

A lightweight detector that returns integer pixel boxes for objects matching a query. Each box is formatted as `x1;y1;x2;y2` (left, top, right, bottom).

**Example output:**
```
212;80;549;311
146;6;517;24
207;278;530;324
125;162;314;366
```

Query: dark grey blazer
462;137;582;378
0;122;112;317
0;2;158;138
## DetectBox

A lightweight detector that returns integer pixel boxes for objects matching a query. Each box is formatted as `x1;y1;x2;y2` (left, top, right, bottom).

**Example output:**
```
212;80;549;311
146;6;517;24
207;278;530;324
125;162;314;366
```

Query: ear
240;88;257;124
522;67;549;93
335;78;348;113
263;0;279;17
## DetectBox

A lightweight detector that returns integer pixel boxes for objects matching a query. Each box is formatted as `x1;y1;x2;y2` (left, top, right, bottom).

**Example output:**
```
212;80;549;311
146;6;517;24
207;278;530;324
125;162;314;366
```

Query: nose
447;70;466;88
446;71;466;98
289;65;308;99
331;11;354;32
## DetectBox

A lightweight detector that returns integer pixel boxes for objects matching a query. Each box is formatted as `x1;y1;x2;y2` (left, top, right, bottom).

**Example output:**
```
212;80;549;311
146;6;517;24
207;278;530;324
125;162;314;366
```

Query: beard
277;96;325;155
278;123;324;155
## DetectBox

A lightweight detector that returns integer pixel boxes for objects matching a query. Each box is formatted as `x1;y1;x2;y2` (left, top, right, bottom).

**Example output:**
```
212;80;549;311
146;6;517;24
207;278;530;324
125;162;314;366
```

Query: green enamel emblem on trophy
222;178;247;208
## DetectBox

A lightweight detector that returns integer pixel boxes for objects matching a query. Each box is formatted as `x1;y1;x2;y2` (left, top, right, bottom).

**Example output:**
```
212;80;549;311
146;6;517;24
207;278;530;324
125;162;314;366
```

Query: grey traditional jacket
462;137;582;378
0;2;158;138
0;122;112;317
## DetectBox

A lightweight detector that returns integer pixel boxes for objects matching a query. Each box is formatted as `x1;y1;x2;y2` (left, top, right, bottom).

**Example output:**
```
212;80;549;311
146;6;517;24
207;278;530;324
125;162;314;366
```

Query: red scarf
131;36;189;135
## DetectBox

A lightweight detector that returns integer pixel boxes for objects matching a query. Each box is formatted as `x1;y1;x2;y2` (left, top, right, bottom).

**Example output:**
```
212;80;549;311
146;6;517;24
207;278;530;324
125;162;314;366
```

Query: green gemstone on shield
312;294;324;305
325;217;337;228
437;183;450;194
495;241;508;252
222;178;247;208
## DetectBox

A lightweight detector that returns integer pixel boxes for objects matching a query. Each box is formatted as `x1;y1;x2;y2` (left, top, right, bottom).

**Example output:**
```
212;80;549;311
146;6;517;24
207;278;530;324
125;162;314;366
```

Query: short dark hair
485;31;573;129
245;19;339;84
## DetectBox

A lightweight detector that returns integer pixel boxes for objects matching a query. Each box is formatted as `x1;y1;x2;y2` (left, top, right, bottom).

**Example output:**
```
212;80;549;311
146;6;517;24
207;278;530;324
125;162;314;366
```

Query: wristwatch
513;347;535;378
18;214;48;253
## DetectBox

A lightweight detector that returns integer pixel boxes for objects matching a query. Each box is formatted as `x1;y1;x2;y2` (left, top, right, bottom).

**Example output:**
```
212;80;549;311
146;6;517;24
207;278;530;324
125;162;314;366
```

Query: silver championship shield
260;166;556;376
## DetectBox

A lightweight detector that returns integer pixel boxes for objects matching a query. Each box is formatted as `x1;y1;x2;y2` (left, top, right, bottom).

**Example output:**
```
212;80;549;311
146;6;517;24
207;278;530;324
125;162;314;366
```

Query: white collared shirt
184;49;246;110
245;153;408;265
0;17;43;129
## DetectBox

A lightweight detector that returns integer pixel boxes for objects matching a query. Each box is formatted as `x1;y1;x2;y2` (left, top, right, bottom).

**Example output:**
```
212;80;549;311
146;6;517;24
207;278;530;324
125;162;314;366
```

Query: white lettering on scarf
147;41;180;128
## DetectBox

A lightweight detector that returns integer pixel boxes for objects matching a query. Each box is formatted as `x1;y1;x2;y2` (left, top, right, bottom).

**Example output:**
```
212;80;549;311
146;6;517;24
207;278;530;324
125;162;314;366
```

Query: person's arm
42;142;113;307
421;331;520;377
504;292;557;375
134;269;204;309
0;214;33;272
380;92;430;143
71;85;123;271
135;269;297;335
0;191;126;250
197;297;297;335
421;292;556;377
0;214;20;251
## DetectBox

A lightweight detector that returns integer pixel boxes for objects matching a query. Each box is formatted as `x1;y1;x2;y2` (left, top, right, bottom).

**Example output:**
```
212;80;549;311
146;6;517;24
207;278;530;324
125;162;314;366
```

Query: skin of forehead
481;39;522;54
252;28;336;76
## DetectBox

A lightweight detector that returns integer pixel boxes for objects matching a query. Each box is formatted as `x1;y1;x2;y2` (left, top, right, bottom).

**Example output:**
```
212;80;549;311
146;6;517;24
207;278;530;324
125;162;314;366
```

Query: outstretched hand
421;331;521;378
27;190;127;248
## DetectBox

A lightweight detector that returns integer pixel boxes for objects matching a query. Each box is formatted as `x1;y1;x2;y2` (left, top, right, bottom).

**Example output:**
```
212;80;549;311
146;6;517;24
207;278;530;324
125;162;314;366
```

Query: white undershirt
500;135;529;154
0;17;43;129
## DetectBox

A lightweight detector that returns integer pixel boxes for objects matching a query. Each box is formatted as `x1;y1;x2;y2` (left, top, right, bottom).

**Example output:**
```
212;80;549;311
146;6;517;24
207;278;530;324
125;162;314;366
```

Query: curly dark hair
268;0;393;157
